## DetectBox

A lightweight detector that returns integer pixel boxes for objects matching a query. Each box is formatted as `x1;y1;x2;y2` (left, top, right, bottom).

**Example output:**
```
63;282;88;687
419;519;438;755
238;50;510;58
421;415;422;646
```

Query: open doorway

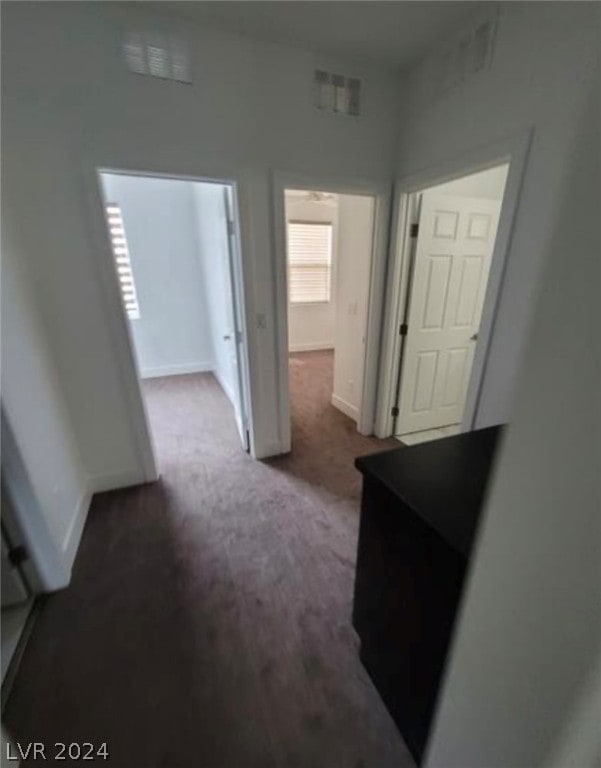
391;163;510;445
283;188;376;449
97;171;251;467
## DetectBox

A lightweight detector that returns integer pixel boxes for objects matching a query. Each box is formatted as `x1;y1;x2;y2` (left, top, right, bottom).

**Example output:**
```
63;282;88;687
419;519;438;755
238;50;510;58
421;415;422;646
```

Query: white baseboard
140;361;214;379
61;488;92;572
88;470;147;494
331;393;358;422
288;342;334;353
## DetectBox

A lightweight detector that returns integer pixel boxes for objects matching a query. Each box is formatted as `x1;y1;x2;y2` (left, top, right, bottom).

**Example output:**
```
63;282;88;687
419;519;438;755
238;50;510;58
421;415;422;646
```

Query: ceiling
151;1;484;72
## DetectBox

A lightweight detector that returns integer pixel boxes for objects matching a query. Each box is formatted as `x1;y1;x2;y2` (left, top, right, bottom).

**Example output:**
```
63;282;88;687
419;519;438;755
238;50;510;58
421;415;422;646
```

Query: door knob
470;332;479;341
223;334;231;340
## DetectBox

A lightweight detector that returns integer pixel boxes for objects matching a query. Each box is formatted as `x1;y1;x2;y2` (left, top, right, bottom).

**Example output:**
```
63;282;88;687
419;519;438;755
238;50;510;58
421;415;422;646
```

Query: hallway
5;365;408;767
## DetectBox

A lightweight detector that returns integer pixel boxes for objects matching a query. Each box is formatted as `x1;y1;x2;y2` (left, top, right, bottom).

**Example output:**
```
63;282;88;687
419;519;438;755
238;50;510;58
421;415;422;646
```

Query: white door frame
84;164;256;480
375;129;532;438
272;171;392;452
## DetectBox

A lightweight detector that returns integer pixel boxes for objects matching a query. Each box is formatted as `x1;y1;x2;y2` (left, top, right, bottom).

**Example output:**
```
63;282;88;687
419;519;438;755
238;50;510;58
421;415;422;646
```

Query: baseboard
88;470;147;494
331;393;358;422
288;342;334;353
60;470;149;571
213;367;236;407
254;439;288;459
61;487;92;571
140;361;214;379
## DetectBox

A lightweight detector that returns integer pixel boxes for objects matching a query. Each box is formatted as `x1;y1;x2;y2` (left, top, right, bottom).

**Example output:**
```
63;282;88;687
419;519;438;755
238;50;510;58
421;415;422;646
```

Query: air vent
123;31;191;84
434;12;497;97
313;70;361;117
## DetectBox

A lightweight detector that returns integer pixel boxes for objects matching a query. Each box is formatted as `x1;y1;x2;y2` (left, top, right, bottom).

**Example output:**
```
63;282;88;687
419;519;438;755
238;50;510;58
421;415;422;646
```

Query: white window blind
287;222;333;304
105;204;141;320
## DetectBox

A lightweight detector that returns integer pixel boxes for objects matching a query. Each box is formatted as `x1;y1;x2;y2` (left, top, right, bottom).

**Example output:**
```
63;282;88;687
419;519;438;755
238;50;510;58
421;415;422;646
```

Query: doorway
97;171;251;466
391;164;510;445
283;188;376;448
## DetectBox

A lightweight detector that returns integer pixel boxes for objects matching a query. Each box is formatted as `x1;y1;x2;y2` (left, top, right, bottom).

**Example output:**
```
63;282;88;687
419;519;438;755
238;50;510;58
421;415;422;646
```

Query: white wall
425;163;508;200
285;194;338;353
332;195;375;421
0;1;400;475
1;215;89;575
396;2;598;429
192;182;238;406
425;64;600;768
101;174;214;379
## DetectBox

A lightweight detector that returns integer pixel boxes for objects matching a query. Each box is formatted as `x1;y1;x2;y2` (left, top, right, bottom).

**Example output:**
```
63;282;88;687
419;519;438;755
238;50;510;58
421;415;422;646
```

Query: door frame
86;165;255;478
375;129;532;438
272;171;392;452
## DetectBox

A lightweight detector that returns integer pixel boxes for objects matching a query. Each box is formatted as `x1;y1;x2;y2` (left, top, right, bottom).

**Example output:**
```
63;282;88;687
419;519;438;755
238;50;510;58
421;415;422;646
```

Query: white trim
331;394;358;421
288;342;334;353
375;129;532;438
272;171;392;452
82;161;257;475
212;367;236;408
88;470;147;494
1;409;71;592
140;361;214;379
61;489;92;572
83;168;160;483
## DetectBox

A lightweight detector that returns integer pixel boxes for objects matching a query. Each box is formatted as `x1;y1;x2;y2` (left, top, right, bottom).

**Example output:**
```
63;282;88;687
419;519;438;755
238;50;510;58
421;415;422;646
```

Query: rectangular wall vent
314;70;361;117
123;31;191;84
434;12;497;98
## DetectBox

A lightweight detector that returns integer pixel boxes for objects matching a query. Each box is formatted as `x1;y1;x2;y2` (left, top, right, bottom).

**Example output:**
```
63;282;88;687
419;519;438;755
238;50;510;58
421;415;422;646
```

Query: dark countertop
355;426;503;558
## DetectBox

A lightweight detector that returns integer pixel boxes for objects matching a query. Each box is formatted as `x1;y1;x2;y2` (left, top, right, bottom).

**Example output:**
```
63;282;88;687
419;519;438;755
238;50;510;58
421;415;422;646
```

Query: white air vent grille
434;12;497;97
123;31;191;84
314;70;361;117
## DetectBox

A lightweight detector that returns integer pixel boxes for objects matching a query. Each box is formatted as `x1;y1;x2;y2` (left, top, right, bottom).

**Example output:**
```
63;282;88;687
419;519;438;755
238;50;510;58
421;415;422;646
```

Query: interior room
392;164;509;445
1;2;598;767
285;188;376;449
98;172;249;461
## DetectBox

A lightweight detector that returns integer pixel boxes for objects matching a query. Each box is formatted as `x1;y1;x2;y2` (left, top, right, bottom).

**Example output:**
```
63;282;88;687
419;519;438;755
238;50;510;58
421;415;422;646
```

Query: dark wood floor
5;352;411;767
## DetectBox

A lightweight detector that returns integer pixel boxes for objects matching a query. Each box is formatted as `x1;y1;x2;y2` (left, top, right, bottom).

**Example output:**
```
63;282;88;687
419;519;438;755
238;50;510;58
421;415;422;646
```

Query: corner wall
1;217;89;577
395;2;598;428
0;0;400;473
332;194;375;421
100;174;215;379
191;182;238;406
425;58;600;768
285;194;338;353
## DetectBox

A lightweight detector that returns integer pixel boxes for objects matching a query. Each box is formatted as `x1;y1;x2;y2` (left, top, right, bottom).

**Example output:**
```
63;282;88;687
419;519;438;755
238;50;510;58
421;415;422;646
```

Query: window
287;222;333;304
105;204;141;320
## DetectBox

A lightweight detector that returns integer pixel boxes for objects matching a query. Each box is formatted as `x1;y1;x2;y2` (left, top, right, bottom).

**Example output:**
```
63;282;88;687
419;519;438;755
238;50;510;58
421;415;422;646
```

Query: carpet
5;350;411;767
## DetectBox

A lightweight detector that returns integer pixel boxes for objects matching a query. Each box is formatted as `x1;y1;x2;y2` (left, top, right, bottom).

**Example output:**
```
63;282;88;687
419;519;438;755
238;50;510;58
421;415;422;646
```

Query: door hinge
227;219;235;236
391;406;399;417
399;323;408;336
8;545;28;567
410;223;419;238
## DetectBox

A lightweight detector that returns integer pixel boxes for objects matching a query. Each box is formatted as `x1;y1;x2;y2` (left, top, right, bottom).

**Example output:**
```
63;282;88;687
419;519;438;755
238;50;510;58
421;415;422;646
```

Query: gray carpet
5;351;412;767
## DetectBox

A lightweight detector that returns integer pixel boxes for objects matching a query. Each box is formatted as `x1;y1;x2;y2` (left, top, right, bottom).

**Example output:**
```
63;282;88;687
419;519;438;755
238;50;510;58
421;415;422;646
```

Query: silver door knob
223;334;231;340
470;332;478;341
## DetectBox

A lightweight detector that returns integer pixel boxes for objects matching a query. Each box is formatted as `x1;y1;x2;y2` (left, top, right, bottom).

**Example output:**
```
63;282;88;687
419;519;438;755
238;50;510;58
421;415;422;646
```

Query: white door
222;187;250;451
395;193;501;435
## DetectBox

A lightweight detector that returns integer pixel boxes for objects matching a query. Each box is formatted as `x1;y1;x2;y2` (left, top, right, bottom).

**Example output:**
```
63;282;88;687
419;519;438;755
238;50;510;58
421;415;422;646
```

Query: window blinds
287;222;333;304
105;204;141;320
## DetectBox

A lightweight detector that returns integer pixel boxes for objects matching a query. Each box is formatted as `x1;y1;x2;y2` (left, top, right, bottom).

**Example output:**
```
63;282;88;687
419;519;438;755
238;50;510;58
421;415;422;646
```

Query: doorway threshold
396;424;461;446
